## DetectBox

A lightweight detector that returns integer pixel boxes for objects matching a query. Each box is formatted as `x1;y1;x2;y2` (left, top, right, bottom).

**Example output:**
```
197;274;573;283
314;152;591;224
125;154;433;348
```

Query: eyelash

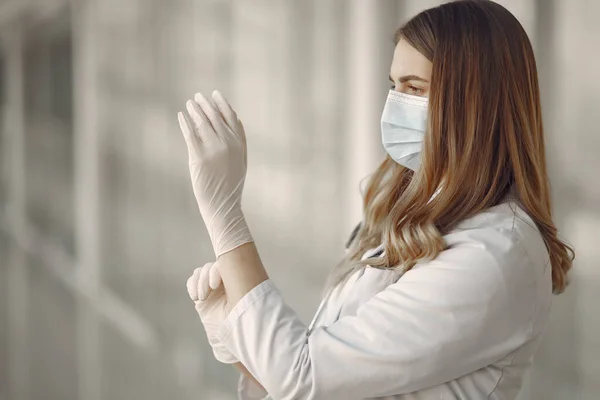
390;84;425;95
409;85;425;95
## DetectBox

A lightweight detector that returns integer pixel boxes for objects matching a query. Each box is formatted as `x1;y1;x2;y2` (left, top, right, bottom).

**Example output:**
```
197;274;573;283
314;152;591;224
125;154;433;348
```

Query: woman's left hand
177;91;253;257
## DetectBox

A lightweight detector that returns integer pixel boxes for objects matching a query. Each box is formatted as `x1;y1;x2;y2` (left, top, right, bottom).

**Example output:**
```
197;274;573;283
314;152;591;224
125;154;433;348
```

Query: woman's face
389;39;432;98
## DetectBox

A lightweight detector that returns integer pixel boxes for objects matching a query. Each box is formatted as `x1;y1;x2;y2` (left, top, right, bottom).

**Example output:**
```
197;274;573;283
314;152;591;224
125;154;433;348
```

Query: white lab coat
217;198;552;400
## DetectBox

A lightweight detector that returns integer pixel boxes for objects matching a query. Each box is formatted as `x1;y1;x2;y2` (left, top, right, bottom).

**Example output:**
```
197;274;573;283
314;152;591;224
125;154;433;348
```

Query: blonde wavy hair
327;0;574;294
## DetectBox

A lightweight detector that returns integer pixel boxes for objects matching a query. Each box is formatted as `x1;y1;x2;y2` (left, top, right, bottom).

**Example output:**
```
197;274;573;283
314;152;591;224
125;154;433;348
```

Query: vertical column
526;1;581;399
72;0;102;399
210;0;233;95
310;0;341;257
344;0;396;235
554;0;600;398
287;0;313;251
4;23;28;400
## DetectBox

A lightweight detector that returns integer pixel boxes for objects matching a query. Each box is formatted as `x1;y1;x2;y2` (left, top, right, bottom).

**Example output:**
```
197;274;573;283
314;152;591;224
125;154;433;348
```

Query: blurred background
0;0;598;399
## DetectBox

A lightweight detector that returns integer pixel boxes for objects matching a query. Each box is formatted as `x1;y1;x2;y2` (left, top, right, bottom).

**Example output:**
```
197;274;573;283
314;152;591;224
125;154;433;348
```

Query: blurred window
0;53;6;207
23;8;75;255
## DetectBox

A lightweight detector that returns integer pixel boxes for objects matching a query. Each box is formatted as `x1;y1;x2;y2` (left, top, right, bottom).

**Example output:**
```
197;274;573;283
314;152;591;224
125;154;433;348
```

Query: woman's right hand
186;261;237;364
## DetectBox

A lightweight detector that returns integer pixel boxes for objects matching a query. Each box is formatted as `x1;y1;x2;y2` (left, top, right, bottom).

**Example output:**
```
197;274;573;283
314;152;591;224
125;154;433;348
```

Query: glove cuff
208;208;253;258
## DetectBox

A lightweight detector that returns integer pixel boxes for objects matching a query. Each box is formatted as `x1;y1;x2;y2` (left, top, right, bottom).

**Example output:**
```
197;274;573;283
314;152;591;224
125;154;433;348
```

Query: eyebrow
389;74;429;83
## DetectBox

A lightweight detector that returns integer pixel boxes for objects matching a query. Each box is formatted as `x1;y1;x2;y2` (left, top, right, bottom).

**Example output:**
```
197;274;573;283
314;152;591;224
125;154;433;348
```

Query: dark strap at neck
345;222;362;250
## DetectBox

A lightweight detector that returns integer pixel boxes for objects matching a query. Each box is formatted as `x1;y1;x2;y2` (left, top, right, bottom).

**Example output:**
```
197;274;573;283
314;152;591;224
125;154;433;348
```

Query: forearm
219;242;269;394
217;241;269;307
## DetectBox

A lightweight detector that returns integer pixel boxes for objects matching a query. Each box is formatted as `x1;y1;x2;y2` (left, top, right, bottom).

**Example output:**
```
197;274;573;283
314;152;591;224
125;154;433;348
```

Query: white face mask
381;90;429;171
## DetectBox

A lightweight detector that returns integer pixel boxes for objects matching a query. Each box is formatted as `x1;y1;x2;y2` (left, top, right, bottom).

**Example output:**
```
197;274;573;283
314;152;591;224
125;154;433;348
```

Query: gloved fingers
194;92;229;141
211;90;238;133
185;100;215;144
211;90;247;148
186;266;202;301
208;261;223;290
197;262;213;301
177;112;202;156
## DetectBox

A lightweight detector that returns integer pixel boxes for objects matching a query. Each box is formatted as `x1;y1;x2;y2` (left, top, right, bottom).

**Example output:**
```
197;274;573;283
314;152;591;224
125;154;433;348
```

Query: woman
178;1;574;399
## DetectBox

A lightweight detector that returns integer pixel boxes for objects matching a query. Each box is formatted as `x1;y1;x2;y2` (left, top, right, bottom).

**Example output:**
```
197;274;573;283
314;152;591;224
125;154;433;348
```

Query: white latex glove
186;261;237;364
178;90;253;258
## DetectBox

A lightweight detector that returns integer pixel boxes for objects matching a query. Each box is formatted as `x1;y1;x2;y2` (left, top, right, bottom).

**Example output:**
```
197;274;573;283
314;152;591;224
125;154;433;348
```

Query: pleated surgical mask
381;90;429;171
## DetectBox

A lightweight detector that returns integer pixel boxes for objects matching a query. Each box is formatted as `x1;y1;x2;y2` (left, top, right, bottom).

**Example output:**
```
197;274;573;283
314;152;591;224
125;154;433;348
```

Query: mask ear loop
345;223;362;249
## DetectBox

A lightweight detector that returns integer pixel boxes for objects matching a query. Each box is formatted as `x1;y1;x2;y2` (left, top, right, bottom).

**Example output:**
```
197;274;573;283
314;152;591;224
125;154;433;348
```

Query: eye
408;85;425;95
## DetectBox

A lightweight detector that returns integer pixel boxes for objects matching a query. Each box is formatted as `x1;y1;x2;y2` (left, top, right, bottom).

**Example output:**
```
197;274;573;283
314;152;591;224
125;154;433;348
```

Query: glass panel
97;1;239;396
100;320;182;400
0;53;6;207
23;9;75;256
27;253;79;400
0;230;10;400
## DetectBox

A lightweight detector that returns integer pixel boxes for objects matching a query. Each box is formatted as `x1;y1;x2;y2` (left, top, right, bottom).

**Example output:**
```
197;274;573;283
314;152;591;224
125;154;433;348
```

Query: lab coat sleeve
237;374;271;400
218;237;538;400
